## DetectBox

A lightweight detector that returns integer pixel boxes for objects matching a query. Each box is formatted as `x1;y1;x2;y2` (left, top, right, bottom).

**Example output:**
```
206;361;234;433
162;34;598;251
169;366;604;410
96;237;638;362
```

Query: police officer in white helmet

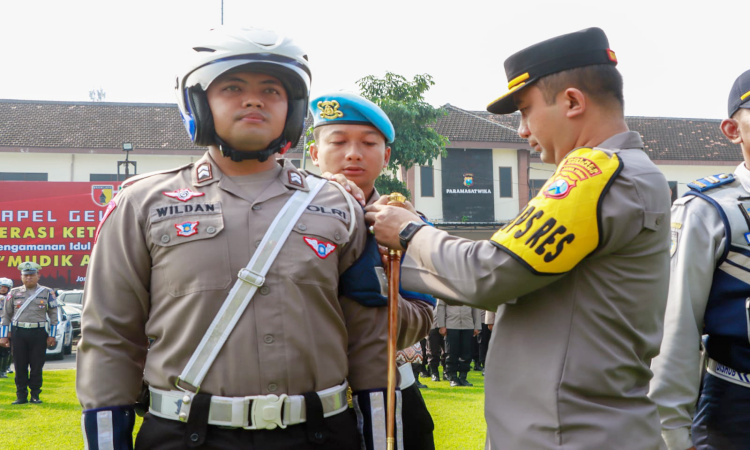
77;26;401;449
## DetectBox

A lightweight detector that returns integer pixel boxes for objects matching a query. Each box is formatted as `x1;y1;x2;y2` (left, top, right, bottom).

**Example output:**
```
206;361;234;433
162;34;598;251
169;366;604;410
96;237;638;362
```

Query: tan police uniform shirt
400;132;670;450
76;153;391;409
1;284;58;327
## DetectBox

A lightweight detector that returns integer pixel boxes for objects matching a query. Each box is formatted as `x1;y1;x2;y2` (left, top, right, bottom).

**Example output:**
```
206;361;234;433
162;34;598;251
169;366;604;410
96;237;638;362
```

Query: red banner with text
0;181;120;290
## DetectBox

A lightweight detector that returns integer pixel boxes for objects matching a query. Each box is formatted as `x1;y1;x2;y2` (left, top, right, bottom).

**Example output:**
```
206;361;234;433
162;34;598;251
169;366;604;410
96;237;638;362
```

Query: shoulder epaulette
688;173;735;192
121;162;194;189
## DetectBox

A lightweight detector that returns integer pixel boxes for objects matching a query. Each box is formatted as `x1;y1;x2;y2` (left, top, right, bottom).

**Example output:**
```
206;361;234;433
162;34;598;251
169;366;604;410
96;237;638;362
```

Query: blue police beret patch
310;92;395;143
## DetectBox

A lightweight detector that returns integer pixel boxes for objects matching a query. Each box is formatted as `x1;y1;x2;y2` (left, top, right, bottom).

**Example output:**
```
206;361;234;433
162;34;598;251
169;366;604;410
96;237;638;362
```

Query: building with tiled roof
0;99;742;238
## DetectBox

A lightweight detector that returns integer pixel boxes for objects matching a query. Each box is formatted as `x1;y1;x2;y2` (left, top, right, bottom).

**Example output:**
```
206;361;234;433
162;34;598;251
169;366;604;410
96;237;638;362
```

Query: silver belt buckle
246;394;288;430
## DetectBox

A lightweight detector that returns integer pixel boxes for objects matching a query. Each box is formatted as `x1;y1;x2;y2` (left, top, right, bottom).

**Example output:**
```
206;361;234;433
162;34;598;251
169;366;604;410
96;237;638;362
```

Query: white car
57;289;83;337
45;305;74;360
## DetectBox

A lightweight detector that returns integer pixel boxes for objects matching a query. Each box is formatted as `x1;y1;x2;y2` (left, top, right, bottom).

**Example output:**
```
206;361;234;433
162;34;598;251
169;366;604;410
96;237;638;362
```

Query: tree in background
357;73;448;200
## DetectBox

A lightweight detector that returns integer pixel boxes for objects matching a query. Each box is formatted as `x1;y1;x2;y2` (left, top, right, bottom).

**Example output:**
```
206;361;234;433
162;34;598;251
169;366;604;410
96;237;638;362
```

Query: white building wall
413;157;443;222
658;164;738;197
2;152;202;181
492;148;521;222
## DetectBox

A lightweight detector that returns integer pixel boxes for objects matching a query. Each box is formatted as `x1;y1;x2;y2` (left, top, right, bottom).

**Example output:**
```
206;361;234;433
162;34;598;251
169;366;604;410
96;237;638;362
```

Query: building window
498;167;513;198
668;181;678;204
420;166;434;197
529;179;547;199
0;172;47;181
90;174;119;182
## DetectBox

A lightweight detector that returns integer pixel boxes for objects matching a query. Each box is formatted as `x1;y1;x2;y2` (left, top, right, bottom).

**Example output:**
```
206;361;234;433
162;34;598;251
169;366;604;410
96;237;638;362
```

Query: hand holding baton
385;192;406;450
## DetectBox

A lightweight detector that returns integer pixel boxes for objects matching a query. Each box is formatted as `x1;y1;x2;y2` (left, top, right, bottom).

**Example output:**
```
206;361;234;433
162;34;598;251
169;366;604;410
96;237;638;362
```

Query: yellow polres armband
491;147;622;274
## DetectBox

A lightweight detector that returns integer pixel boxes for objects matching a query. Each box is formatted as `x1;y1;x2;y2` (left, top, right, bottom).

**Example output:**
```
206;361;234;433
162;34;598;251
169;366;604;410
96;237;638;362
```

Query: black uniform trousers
401;383;435;450
444;329;473;377
135;410;360;450
11;326;48;399
692;372;750;450
478;323;492;367
426;328;445;375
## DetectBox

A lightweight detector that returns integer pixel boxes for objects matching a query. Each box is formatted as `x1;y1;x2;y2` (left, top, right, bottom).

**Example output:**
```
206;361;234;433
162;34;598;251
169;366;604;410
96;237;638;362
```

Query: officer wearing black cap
0;261;58;404
649;69;750;450
366;27;671;449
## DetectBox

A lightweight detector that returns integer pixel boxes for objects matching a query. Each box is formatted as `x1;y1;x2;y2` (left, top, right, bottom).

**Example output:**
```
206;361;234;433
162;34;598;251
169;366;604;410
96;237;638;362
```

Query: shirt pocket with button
279;217;350;291
149;208;230;296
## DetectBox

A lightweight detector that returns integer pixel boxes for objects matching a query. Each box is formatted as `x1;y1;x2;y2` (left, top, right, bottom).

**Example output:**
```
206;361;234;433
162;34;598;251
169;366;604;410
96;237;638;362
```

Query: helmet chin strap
216;135;292;163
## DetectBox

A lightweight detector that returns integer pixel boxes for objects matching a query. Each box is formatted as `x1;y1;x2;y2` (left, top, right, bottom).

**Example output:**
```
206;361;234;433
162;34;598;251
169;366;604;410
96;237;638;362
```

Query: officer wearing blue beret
309;91;437;449
0;261;58;404
366;27;671;449
650;70;750;450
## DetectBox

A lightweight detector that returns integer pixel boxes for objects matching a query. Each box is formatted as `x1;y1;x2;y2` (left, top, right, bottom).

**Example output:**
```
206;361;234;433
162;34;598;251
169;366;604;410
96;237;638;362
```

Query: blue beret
310;92;395;143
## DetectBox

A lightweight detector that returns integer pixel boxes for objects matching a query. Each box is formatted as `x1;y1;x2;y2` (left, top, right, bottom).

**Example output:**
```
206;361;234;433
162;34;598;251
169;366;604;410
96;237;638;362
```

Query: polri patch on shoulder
303;236;337;258
163;188;205;202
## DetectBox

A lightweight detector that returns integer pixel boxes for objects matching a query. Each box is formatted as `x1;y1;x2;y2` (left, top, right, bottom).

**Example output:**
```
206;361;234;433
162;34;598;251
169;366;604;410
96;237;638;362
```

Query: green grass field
0;368;486;449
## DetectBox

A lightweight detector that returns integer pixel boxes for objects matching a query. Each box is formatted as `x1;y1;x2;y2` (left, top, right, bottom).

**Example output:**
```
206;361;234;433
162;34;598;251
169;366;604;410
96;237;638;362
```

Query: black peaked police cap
487;27;618;115
728;69;750;118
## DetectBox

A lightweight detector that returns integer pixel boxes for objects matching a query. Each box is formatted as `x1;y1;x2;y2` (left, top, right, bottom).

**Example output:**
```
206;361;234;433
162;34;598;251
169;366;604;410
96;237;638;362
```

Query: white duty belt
149;381;348;430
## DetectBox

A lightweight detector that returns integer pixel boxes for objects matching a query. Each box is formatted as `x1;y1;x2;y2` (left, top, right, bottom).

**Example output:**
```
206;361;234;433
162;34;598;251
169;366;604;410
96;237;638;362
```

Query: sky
1;0;748;120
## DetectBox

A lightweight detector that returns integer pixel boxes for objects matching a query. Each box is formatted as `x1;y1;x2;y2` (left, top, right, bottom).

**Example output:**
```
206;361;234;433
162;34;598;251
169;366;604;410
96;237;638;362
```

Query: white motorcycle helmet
175;26;311;162
0;278;12;289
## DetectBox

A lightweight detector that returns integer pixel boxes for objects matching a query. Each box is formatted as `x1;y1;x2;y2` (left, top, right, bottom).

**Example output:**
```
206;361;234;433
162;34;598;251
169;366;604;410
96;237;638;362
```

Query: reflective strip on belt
707;357;750;388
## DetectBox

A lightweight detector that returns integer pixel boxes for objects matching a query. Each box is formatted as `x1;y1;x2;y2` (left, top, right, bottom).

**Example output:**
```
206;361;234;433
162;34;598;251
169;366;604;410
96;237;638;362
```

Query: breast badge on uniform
163;188;205;202
303;236;337;259
175;221;199;237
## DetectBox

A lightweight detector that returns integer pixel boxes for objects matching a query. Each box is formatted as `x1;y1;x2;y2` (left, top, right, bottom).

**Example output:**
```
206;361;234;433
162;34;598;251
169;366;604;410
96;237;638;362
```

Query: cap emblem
606;49;617;63
317;100;344;120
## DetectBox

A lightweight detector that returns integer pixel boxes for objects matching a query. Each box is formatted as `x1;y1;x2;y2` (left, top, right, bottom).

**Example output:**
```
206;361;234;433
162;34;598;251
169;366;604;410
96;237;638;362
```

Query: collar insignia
196;163;213;183
163;188;205;202
303;236;337;259
288;172;304;187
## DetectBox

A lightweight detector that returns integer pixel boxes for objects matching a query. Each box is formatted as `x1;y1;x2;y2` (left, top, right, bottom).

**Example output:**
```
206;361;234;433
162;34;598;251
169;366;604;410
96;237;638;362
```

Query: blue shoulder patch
340;234;388;307
688;173;735;192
